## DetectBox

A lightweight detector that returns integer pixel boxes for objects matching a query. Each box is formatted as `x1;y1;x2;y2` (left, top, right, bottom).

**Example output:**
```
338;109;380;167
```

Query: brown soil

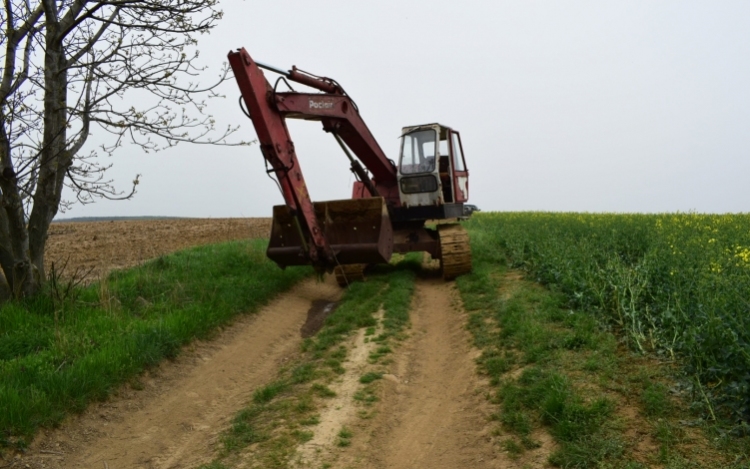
45;218;270;280
296;309;388;467
300;300;338;339
287;277;532;469
335;279;525;468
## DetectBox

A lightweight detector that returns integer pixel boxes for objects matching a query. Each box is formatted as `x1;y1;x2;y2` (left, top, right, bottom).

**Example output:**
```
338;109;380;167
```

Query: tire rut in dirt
343;278;504;469
19;277;340;469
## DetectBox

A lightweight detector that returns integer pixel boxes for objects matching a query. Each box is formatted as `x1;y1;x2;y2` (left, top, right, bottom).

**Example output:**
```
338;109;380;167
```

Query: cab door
397;127;442;207
450;131;469;203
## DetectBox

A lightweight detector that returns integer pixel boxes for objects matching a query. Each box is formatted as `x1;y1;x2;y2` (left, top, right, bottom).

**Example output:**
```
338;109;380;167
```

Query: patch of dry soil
295;310;386;467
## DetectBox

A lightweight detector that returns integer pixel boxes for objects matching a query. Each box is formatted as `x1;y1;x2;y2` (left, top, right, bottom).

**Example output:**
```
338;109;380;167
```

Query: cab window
400;129;437;175
451;132;466;172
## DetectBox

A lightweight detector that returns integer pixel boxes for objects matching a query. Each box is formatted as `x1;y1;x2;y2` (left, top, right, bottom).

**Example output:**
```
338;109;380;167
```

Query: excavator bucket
267;197;393;268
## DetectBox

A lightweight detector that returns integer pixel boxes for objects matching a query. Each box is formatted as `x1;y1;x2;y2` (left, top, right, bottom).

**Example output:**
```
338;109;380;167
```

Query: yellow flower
734;247;750;264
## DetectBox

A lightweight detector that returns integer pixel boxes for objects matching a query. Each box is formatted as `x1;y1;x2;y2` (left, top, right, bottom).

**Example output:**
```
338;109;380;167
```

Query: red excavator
228;48;471;286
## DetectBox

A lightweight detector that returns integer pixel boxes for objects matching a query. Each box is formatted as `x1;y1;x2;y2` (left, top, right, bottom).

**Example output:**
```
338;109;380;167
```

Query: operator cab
397;123;468;217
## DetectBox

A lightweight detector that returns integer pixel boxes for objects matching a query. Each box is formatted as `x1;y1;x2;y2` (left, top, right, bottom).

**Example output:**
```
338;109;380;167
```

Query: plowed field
46;218;271;279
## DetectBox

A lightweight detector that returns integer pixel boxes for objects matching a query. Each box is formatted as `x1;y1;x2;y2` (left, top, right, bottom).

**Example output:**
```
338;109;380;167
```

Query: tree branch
0;3;43;101
66;58;92;156
64;5;117;67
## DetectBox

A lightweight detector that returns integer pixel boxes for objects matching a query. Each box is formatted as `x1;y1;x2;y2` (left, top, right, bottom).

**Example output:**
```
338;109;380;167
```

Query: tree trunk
0;189;39;297
0;0;227;303
0;123;39;297
28;10;70;282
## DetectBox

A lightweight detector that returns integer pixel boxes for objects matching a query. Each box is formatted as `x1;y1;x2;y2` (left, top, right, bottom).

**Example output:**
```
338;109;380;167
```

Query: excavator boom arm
227;48;331;265
272;92;397;184
228;47;398;269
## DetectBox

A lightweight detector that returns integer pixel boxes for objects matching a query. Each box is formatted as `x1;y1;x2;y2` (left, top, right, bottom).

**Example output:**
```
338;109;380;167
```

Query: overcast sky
59;0;750;218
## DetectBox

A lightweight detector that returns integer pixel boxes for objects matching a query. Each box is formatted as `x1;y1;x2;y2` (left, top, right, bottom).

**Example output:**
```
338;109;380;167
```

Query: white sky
59;0;750;218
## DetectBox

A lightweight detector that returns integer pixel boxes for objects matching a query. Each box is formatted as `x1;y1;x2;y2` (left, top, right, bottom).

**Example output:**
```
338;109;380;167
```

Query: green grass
457;260;629;465
641;382;672;418
337;426;353;447
464;212;750;424
311;383;336;398
0;239;311;447
254;381;289;404
359;372;383;384
458;214;750;467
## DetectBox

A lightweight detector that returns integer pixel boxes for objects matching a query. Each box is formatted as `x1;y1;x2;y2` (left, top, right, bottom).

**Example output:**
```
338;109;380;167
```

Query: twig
54;360;67;373
695;375;716;421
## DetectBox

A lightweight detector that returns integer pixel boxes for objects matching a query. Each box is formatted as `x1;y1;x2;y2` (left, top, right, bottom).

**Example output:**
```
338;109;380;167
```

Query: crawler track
438;223;472;280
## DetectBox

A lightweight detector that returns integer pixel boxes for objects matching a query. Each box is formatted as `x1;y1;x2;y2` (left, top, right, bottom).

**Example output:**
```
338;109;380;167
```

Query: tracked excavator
228;48;472;286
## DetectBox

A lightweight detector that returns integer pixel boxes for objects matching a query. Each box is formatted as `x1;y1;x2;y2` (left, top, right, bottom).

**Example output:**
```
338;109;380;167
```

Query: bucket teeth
438;224;472;280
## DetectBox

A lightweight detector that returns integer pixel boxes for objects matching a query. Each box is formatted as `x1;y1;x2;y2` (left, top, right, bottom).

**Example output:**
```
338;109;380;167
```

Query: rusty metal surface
333;264;367;287
267;197;393;268
274;91;400;195
228;49;329;264
392;224;439;258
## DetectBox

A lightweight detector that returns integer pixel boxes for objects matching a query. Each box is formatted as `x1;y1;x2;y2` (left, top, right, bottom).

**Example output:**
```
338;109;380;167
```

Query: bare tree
0;0;245;299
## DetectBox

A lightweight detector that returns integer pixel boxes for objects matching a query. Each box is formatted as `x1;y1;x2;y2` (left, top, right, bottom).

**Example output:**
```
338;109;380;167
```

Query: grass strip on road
0;239;311;449
201;256;419;469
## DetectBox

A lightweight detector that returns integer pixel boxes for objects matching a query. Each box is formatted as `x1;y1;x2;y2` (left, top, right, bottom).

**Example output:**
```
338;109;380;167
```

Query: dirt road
16;278;522;468
8;219;727;468
13;219;528;467
20;277;341;469
376;279;493;467
341;279;502;468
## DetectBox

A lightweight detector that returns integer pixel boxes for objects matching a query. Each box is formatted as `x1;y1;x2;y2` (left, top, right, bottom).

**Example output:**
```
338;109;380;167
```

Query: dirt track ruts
19;277;525;469
334;278;515;468
20;277;340;469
